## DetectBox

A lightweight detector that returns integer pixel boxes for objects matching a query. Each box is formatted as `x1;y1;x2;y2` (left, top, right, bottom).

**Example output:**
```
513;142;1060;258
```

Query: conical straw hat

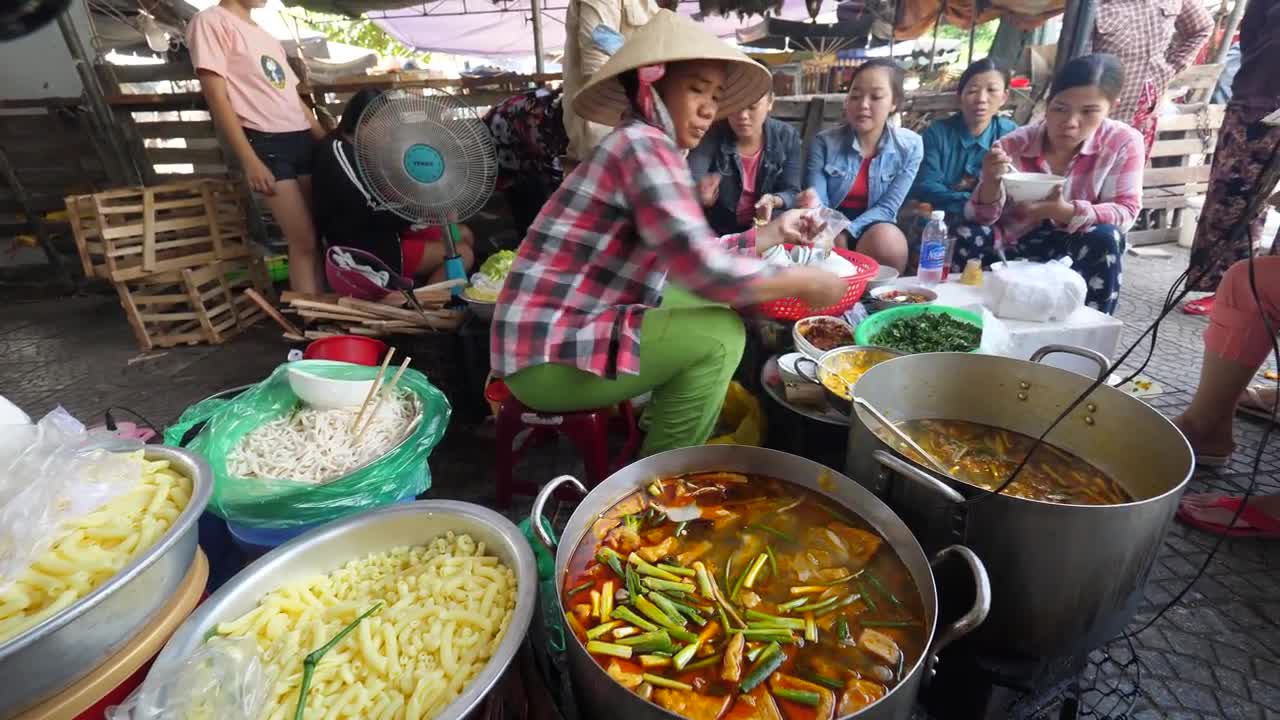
570;9;772;127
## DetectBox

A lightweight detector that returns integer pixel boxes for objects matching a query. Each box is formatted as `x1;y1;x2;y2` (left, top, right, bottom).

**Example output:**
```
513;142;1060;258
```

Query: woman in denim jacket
688;90;806;235
806;59;923;272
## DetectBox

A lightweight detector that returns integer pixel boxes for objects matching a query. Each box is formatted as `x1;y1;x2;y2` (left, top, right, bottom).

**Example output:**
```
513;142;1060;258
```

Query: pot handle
1030;344;1111;383
530;475;588;551
872;449;965;505
927;545;991;674
794;357;820;384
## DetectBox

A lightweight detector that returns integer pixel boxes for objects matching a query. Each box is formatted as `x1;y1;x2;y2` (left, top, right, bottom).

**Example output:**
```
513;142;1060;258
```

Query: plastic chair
487;380;641;507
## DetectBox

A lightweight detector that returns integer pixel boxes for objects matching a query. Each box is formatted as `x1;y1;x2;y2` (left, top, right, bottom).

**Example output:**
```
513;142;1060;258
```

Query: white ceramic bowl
866;265;900;290
792;315;856;360
287;367;377;410
1004;172;1065;204
869;284;938;308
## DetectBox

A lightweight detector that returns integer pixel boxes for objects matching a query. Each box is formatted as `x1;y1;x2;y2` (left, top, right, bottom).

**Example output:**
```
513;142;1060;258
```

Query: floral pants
951;220;1126;314
1188;103;1280;292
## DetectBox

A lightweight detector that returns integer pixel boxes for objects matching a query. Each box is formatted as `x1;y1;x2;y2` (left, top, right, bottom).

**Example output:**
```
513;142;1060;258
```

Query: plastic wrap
162;361;450;529
985;258;1087;322
107;638;272;720
0;407;143;594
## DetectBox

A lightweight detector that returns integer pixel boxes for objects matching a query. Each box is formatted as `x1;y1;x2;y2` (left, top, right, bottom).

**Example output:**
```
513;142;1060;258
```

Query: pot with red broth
560;473;927;720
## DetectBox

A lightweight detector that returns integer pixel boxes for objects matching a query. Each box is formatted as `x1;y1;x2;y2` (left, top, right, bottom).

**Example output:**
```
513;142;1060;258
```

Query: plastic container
12;551;208;720
853;303;984;352
225;485;422;557
302;335;388;366
918;210;949;285
1177;196;1205;249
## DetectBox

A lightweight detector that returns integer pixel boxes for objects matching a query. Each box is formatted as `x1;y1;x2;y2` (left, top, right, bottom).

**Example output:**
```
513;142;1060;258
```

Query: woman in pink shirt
961;54;1145;314
187;0;326;294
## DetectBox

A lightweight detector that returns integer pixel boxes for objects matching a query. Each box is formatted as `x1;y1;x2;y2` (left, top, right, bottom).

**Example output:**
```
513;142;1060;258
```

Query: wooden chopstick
351;348;395;432
355;356;411;442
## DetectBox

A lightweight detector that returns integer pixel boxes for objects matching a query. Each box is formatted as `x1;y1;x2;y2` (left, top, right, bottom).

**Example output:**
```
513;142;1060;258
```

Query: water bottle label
921;242;946;268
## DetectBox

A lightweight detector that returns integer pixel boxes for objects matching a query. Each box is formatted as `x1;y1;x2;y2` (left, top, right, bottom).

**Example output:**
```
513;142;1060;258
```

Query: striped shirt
966;119;1145;248
491;119;773;379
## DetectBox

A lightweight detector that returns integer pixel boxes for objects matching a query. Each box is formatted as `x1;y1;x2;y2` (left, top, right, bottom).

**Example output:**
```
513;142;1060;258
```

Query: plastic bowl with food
793;314;856;359
287;364;377;410
854;304;984;354
1004;171;1065;204
869;284;938;310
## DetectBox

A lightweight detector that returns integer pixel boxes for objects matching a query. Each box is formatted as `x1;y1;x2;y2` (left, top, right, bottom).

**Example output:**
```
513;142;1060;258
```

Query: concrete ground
1;246;1276;719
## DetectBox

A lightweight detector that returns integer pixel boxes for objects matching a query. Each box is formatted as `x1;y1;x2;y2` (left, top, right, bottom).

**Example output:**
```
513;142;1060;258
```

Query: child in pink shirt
187;0;325;293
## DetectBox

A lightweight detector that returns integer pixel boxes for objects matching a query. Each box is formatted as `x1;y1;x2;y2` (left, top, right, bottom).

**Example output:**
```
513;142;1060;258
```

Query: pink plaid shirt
966;119;1145;249
491;120;774;379
1092;0;1213;124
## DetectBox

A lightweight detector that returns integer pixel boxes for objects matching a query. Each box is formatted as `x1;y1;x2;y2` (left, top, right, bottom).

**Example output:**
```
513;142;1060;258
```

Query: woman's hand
697;174;721;208
755;209;827;255
980;147;1011;186
786;266;848;308
754;194;784;222
1020;185;1075;226
795;188;821;209
245;157;277;196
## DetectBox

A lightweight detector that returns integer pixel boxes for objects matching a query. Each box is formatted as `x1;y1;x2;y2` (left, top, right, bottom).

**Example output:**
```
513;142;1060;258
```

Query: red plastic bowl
757;247;880;321
303;335;388;366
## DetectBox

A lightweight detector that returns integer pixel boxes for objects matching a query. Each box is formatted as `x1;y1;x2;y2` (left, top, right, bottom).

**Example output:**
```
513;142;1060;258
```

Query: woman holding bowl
961;54;1144;314
911;58;1018;270
806;59;923;273
492;11;846;458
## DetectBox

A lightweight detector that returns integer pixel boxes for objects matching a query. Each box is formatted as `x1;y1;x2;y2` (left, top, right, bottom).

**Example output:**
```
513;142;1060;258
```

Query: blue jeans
951;221;1126;314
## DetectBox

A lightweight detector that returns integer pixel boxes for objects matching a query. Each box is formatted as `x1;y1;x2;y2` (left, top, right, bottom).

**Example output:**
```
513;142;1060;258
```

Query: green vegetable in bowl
479;250;516;282
870;312;981;353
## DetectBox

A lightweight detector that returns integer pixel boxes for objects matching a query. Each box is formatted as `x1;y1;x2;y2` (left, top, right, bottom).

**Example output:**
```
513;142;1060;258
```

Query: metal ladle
852;396;955;478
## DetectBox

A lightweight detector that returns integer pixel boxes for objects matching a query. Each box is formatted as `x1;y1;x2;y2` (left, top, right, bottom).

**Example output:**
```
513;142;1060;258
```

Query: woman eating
311;89;475;284
806;59;923;273
911;58;1018;270
962;54;1144;314
491;10;847;457
688;88;807;235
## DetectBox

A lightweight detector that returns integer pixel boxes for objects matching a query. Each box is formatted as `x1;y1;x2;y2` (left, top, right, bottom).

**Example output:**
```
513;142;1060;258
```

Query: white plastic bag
107;637;272;720
984;258;1086;322
0;407;143;593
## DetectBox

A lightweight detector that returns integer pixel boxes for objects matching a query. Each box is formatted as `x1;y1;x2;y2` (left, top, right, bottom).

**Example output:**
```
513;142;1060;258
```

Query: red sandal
1182;295;1215;316
1176;493;1280;539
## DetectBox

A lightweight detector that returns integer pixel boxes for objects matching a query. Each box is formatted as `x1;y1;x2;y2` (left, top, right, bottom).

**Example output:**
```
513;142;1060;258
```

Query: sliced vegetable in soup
881;419;1132;505
562;473;926;720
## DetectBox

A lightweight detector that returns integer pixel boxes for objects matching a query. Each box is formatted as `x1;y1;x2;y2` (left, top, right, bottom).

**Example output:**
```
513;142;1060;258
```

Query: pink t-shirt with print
186;6;310;134
734;150;763;227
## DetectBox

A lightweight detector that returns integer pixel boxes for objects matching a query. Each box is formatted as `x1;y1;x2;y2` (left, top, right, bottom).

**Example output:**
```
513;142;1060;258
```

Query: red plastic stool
487;380;641;507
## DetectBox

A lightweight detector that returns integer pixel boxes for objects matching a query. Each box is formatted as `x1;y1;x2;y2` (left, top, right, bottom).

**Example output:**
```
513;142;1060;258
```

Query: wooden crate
114;258;267;351
67;179;252;282
1131;103;1225;247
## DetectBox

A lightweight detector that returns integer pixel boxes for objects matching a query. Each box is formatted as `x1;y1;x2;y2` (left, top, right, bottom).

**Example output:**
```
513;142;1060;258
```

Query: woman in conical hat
490;10;847;457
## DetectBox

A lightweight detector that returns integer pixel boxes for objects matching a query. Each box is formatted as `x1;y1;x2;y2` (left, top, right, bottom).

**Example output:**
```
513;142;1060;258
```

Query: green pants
504;287;745;457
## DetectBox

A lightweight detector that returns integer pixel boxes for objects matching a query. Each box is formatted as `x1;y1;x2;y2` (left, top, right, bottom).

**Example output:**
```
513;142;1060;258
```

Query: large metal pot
151;500;536;720
0;446;212;718
531;445;991;720
846;345;1193;659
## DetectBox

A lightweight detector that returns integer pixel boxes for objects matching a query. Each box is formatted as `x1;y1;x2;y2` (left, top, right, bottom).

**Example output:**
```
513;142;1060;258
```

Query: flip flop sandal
1182;295;1215;316
1237;385;1280;424
1176;493;1280;539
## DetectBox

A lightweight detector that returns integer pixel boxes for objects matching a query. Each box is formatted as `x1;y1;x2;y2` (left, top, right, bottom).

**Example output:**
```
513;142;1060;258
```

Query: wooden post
531;0;546;75
1053;0;1097;72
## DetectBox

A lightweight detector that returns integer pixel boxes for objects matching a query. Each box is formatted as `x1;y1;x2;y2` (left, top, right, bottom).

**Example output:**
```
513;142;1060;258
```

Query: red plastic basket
757;247;880;321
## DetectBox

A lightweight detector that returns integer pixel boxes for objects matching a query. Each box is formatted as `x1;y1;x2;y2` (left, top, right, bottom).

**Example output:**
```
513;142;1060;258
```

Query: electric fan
353;90;497;296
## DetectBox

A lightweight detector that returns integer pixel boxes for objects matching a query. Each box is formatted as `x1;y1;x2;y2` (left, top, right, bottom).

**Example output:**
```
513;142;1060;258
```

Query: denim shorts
243;128;314;180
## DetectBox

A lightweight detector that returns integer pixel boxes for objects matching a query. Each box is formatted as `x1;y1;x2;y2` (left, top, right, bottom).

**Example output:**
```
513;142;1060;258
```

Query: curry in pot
562;473;925;720
879;419;1132;505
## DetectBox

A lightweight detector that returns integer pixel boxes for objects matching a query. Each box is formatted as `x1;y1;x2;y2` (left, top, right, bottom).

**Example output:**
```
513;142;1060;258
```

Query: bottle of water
918;210;949;286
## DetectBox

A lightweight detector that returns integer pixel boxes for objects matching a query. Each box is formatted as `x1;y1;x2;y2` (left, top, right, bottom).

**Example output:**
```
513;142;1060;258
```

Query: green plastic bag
163;360;450;529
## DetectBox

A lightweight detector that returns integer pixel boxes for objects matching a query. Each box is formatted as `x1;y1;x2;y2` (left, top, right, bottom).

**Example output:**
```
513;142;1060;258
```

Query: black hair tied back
849;58;906;105
337;88;383;137
957;57;1010;94
1049;53;1125;103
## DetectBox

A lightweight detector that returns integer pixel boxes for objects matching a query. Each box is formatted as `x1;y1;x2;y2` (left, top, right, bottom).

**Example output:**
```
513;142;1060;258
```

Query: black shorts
244;128;314;180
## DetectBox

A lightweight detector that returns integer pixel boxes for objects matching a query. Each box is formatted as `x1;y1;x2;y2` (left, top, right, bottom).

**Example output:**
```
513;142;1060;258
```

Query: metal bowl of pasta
0;445;211;716
150;499;537;720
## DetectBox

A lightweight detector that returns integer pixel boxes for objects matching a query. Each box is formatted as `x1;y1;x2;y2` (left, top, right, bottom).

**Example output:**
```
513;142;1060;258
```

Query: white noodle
226;393;417;485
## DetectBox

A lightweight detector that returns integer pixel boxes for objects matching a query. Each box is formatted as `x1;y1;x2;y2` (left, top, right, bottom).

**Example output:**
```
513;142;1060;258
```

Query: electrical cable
103;405;162;438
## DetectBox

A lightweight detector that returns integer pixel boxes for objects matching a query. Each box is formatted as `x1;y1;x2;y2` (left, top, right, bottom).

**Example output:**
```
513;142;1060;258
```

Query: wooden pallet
114;258;267;351
1131;104;1226;247
67;179;252;282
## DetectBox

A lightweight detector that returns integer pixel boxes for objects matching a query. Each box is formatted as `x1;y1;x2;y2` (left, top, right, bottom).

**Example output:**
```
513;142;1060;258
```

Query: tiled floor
1;246;1276;719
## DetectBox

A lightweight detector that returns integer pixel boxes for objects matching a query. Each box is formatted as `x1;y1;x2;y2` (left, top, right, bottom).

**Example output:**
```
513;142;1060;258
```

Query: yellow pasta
0;452;190;643
215;533;516;720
